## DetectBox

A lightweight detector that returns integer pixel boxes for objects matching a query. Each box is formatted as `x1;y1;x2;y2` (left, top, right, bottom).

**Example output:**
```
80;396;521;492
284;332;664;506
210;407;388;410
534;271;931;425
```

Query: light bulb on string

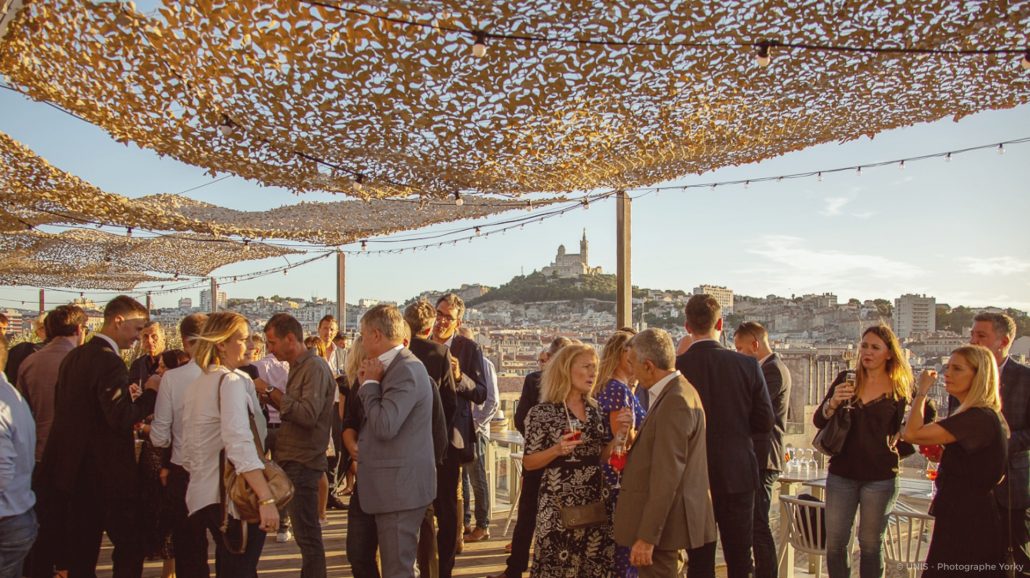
856;166;862;176
817;172;823;182
218;114;236;137
360;240;367;251
998;144;1005;155
582;197;590;209
755;42;771;68
472;31;488;58
354;174;365;191
475;226;482;236
454;192;464;206
898;160;905;170
744;180;751;189
945;152;952;163
1022;49;1030;70
126;227;133;238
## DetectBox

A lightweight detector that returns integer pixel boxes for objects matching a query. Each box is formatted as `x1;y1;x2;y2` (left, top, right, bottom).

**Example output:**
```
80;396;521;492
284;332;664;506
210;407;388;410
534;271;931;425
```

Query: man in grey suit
357;304;438;578
614;328;717;578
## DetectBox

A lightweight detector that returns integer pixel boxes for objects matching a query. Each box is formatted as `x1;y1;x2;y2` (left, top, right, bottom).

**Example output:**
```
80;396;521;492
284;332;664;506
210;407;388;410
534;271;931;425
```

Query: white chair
502;452;524;535
884;509;934;578
780;495;828;578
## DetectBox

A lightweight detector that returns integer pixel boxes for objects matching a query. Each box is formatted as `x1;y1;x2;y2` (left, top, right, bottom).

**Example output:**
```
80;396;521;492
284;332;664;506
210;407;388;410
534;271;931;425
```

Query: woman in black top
903;345;1008;577
814;325;912;578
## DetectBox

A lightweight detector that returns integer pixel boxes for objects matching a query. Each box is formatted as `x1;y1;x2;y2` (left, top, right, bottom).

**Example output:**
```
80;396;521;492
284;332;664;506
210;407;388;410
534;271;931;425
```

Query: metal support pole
616;190;632;329
38;288;44;315
336;251;346;331
146;293;153;313
210;277;218;313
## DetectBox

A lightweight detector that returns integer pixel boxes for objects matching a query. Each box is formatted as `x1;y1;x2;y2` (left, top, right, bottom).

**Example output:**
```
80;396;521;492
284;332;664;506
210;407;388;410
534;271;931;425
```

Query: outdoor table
486;429;525;514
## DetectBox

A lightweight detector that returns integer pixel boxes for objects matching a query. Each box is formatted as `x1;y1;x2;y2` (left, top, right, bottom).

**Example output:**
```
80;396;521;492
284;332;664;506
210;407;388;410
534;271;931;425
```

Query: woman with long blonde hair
814;324;913;578
523;343;632;578
182;312;278;575
903;345;1007;576
592;330;645;577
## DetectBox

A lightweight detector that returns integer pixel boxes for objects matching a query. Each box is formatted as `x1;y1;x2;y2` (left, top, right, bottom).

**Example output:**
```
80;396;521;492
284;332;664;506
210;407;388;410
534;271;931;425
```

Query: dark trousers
417;504;439;578
503;469;543;577
685;541;718;578
435;452;461;578
754;470;779;578
327;404;345;488
1004;506;1030;575
65;465;146;578
281;461;327;578
712;490;755;578
346;487;381;578
189;504;266;578
166;464;209;578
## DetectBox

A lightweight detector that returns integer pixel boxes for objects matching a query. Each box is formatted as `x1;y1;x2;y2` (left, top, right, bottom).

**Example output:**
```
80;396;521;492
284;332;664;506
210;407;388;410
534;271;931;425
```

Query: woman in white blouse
182;312;279;576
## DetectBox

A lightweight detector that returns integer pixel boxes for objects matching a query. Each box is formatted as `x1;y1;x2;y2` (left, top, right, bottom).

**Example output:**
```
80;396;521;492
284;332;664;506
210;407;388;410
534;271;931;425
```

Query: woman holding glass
903;345;1008;577
592;329;646;577
182;312;278;576
524;343;632;577
813;324;911;578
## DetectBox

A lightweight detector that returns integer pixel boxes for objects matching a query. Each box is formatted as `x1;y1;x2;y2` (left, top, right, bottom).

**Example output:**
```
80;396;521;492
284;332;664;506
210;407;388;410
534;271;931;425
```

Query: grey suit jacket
356;348;437;515
614;374;716;551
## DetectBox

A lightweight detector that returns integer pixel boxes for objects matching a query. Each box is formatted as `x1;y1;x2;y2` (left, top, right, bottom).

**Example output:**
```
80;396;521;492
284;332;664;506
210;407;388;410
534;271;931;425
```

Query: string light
217;114;236;137
945;152;952;162
126;227;133;237
856;166;862;176
898;160;905;170
744;180;751;189
998;144;1005;155
755;42;772;67
354;174;365;191
475;226;481;236
1023;49;1030;70
454;191;464;206
360;240;367;251
817;172;823;182
472;31;488;58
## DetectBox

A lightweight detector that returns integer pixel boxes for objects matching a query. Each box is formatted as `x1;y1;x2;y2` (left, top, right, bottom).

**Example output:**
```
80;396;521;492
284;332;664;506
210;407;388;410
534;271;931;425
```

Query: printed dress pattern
525;401;614;578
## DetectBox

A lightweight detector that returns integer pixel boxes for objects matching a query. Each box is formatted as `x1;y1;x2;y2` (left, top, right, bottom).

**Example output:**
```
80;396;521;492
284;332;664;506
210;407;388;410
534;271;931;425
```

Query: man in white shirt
150;313;208;576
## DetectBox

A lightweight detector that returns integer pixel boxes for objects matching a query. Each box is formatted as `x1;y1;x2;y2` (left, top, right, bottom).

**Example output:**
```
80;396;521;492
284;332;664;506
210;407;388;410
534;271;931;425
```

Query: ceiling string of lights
299;0;1030;69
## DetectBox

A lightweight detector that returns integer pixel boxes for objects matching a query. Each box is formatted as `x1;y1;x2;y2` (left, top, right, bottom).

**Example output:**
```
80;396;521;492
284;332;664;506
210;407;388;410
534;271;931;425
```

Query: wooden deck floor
97;496;513;577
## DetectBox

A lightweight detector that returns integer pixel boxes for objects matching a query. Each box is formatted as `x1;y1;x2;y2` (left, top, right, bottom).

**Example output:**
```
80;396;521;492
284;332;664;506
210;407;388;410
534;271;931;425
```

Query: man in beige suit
614;329;718;578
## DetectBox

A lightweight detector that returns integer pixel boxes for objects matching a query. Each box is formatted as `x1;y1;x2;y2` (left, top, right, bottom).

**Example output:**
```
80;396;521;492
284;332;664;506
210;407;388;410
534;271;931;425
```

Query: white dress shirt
93;333;120;355
182;367;266;516
647;370;682;405
361;344;404;386
150;361;202;466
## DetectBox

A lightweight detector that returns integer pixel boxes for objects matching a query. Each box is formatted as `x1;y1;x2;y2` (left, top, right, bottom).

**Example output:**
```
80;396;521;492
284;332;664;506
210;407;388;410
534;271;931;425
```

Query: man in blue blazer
431;293;487;576
357;304;437;578
971;312;1030;576
675;294;774;578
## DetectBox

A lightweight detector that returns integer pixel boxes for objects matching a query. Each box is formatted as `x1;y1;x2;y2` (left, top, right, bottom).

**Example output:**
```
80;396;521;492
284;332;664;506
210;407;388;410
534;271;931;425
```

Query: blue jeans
282;461;327;578
461;432;490;530
825;474;899;578
0;509;37;578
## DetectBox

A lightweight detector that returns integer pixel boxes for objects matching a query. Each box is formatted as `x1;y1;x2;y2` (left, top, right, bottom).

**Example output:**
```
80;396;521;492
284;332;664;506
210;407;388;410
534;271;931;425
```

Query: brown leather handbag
217;373;295;524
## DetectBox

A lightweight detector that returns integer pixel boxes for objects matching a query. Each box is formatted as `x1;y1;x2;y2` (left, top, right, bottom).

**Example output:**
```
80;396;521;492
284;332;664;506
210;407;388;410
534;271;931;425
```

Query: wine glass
563;419;582;464
609;392;634;487
925;461;938;498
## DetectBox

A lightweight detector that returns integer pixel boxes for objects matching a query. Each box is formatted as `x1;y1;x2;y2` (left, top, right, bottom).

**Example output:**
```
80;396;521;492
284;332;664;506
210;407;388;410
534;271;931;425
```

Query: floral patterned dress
526;401;615;578
596;379;646;578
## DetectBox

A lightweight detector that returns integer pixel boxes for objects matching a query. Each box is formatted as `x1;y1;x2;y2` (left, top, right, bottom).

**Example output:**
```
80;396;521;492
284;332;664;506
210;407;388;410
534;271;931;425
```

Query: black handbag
813;405;851;457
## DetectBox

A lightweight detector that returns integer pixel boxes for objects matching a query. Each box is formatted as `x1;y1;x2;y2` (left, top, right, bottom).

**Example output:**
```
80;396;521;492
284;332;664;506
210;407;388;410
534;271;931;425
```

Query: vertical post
616;190;632;329
336;251;346;331
210;277;218;313
146;293;153;313
38;288;45;315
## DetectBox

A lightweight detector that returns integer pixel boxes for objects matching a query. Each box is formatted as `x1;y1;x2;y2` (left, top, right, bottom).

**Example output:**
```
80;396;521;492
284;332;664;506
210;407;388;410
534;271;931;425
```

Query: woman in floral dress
593;330;646;578
524;343;633;578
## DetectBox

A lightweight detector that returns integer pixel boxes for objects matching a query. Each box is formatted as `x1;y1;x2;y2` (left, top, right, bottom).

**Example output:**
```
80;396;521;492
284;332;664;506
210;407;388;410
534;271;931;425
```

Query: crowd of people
0;295;1026;578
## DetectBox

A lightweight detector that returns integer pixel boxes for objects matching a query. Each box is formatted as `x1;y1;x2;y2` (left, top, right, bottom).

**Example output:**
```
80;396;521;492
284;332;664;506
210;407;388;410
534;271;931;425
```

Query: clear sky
2;87;1029;312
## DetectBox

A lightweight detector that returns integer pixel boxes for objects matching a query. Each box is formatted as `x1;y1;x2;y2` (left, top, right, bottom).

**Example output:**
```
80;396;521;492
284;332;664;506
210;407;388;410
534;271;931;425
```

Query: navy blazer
754;353;791;472
514;370;542;436
676;339;775;495
997;358;1030;509
38;337;157;494
447;334;488;463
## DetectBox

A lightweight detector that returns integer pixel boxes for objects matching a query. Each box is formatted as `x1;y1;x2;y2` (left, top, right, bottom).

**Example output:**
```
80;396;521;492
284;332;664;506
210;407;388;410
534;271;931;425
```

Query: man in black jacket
36;296;158;578
675;294;774;578
431;293;487;578
489;336;572;578
970;312;1030;576
405;299;457;578
734;321;791;578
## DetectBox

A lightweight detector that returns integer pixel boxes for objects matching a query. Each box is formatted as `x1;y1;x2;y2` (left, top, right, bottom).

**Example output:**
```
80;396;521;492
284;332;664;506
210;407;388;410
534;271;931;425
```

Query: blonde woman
813;324;912;578
592;330;645;578
523;343;631;578
182;312;277;576
338;336;365;496
903;345;1008;577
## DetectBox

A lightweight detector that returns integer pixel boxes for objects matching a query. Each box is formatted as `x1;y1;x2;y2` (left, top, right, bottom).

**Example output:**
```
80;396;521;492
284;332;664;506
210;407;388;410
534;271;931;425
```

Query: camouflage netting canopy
0;1;1027;200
